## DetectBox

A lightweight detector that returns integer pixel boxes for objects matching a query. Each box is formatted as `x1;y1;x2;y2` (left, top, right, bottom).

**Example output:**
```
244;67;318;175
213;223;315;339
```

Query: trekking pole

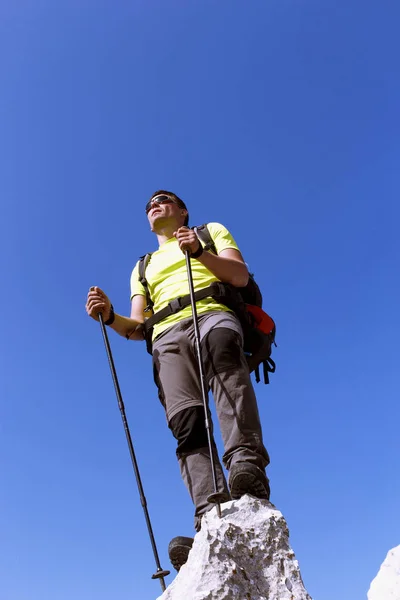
98;313;170;593
185;251;225;518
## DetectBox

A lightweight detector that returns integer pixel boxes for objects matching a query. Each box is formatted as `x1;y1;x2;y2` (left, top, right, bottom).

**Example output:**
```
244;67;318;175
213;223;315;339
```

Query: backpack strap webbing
138;253;153;313
254;357;276;384
142;281;238;336
194;224;217;255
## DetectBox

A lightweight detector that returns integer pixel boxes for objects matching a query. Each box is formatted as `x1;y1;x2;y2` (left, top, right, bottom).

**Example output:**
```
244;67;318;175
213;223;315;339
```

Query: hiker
86;190;271;570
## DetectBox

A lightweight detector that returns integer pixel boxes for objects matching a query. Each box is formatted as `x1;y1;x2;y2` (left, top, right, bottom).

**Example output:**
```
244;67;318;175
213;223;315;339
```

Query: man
86;190;270;571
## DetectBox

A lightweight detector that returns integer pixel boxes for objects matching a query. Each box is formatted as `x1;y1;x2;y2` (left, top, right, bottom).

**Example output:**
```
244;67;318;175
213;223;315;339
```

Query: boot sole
168;538;193;571
230;470;270;500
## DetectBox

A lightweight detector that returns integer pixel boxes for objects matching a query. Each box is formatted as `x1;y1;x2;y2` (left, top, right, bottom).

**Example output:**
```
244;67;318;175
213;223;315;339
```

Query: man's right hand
86;286;112;322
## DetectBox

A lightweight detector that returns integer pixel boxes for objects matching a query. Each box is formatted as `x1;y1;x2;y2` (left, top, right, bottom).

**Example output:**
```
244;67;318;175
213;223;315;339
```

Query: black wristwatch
104;304;115;326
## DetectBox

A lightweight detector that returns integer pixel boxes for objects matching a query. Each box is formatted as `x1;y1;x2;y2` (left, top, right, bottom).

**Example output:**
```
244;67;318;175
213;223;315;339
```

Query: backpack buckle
168;297;184;314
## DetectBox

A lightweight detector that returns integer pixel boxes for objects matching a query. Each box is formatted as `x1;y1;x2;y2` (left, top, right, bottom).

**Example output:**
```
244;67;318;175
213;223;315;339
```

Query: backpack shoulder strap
193;223;217;255
138;253;154;312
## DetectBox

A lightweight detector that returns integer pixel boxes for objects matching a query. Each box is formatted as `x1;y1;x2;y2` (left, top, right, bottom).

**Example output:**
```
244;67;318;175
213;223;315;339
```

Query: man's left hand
174;227;201;255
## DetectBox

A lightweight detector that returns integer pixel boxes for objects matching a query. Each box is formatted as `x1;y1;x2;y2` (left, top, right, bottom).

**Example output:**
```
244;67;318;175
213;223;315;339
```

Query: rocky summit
157;494;312;600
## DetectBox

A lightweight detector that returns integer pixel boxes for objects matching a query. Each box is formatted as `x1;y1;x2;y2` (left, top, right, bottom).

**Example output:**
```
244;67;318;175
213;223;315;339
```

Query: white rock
157;495;312;600
368;545;400;600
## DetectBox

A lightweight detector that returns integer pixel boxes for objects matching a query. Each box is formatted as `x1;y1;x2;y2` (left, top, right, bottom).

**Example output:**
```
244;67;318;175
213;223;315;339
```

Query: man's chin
150;215;170;231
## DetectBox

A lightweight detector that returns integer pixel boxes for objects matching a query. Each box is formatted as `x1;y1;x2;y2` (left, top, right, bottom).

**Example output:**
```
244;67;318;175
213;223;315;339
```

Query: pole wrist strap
104;304;115;326
191;241;203;259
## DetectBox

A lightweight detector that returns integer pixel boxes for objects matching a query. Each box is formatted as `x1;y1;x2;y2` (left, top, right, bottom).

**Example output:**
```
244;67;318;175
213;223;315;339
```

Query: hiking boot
229;462;270;500
168;536;194;571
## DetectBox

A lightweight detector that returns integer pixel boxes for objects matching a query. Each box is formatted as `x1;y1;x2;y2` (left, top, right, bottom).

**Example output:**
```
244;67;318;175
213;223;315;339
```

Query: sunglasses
145;194;176;214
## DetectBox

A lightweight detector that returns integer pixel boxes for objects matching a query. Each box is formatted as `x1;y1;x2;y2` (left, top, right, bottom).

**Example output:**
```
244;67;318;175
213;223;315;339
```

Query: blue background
1;1;399;599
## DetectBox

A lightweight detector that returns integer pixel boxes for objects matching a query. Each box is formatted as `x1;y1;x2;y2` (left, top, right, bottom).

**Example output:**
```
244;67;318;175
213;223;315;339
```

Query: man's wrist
191;241;203;259
104;304;115;326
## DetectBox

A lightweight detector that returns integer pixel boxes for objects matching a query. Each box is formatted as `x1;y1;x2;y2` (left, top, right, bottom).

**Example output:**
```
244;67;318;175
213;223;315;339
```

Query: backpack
138;224;276;384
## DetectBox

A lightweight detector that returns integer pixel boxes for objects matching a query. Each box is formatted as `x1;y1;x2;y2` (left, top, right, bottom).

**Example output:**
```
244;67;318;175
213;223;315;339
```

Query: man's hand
174;227;201;255
86;286;112;321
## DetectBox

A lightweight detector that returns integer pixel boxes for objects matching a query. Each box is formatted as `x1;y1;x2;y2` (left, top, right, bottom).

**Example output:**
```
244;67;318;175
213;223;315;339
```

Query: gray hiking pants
152;311;270;529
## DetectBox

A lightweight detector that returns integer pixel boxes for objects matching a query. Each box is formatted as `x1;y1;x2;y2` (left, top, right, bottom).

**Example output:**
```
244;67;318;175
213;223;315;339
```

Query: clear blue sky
1;2;399;599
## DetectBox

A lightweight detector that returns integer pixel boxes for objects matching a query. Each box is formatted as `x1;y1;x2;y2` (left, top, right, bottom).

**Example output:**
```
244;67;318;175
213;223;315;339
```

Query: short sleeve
130;261;146;301
206;222;240;254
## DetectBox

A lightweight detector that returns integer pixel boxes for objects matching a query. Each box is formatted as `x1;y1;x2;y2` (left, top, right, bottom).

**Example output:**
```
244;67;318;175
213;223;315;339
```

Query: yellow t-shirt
130;222;240;339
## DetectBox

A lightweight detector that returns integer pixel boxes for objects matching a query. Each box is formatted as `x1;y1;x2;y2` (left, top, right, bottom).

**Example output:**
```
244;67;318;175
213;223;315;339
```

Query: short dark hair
150;190;189;226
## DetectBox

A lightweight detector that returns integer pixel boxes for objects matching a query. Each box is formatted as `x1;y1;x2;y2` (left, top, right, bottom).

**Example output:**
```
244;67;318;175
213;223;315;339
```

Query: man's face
146;194;187;229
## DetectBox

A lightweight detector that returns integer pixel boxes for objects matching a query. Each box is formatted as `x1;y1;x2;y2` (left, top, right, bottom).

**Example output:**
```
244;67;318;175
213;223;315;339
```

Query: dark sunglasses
145;194;176;214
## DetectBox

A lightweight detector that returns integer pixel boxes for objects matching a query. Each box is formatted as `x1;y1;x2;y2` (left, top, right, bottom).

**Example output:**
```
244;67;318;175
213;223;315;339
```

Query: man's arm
86;287;146;341
173;228;249;287
108;295;147;340
197;248;248;287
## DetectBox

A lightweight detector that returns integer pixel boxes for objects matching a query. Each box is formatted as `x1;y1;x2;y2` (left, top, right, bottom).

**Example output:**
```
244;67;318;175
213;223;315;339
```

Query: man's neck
154;224;176;246
153;218;183;246
156;231;174;245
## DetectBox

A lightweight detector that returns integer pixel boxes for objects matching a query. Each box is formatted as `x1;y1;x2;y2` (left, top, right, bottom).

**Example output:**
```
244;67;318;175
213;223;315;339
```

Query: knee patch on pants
169;406;209;457
201;327;243;381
